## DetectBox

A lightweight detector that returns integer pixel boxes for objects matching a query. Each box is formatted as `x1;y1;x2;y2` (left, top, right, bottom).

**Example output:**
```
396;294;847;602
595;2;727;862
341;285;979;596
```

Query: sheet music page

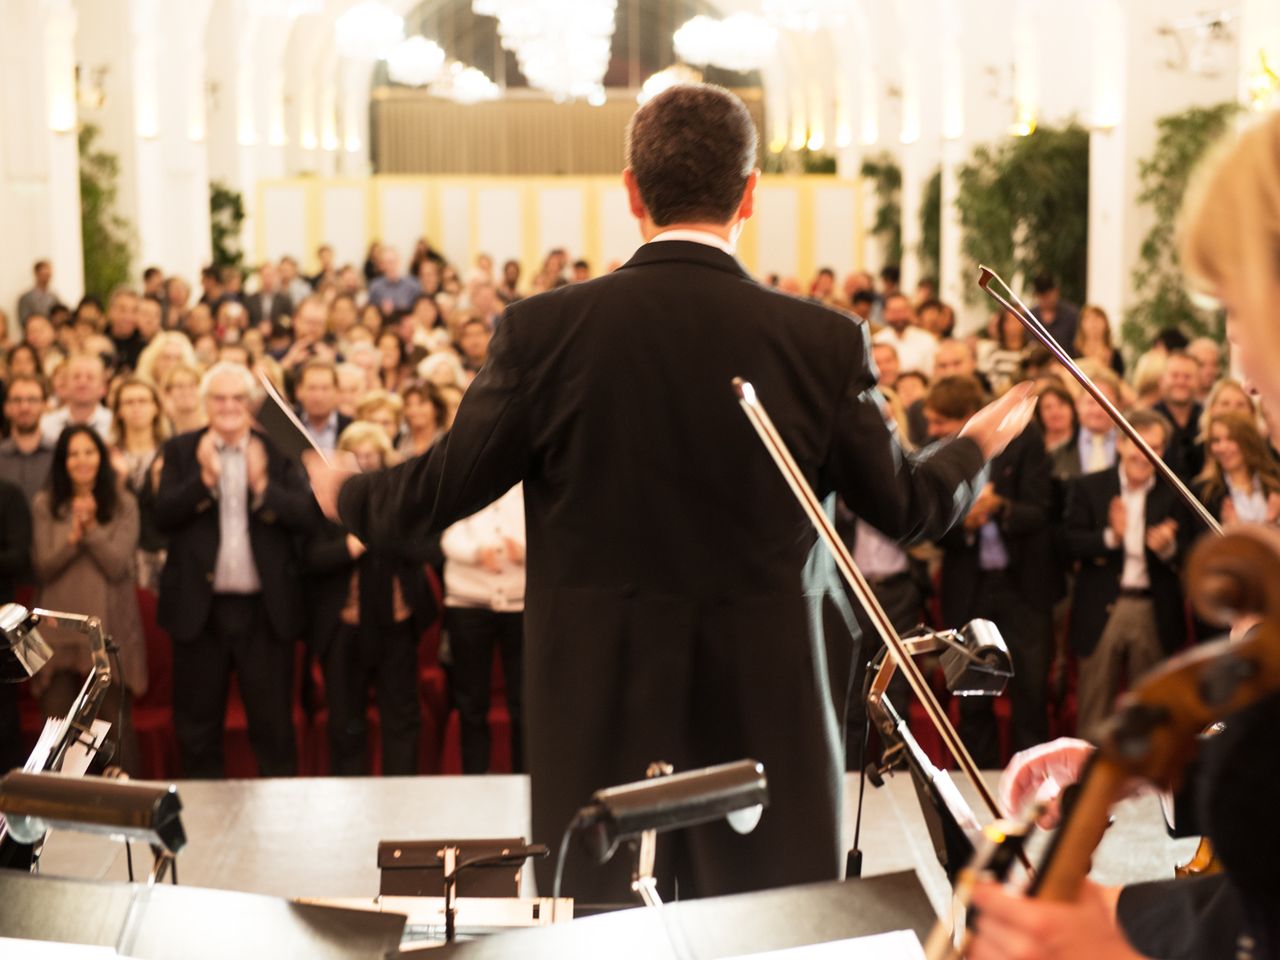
254;369;331;466
727;930;926;959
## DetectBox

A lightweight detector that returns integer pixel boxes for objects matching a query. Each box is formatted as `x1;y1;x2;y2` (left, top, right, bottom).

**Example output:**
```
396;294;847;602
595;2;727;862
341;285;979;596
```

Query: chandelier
386;36;447;87
335;1;404;60
473;0;617;102
761;0;848;33
673;13;777;73
430;62;501;104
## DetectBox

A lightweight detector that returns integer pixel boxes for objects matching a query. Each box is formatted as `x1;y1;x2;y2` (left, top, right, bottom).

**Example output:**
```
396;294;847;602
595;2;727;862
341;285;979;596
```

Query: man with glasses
0;374;54;502
155;362;315;778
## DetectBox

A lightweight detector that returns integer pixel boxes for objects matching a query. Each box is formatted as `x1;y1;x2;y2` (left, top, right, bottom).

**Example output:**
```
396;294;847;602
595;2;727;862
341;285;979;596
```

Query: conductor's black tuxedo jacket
337;239;987;900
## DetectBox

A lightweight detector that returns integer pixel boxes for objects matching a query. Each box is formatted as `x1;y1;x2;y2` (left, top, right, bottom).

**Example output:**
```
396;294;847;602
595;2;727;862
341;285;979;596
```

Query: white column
1085;0;1237;322
0;0;84;332
339;56;375;176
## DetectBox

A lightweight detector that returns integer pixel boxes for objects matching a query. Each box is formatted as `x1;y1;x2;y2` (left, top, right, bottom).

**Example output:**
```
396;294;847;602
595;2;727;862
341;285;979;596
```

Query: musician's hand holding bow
961;382;1038;460
966;879;1139;960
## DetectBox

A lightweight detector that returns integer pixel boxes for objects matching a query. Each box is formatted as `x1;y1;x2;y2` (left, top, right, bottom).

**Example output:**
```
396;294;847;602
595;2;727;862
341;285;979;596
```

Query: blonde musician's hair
1179;112;1280;376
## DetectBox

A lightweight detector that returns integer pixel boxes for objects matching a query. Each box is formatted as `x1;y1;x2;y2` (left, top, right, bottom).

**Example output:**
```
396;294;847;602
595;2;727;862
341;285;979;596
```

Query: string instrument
926;524;1280;957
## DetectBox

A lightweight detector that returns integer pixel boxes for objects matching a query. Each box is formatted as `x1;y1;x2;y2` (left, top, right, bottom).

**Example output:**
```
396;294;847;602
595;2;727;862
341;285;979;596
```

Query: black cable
125;839;135;883
553;811;588;902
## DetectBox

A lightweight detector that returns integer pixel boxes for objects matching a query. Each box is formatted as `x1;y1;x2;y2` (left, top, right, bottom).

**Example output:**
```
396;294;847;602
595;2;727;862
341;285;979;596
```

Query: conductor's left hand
304;449;358;522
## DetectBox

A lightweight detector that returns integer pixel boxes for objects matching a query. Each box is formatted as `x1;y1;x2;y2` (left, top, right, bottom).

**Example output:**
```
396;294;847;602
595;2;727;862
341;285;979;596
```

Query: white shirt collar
1119;471;1155;497
648;229;737;257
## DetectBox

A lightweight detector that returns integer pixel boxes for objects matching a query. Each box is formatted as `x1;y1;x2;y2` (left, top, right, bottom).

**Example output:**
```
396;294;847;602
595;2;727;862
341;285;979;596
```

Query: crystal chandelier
673;13;777;73
386;36;447;87
473;0;617;103
761;0;849;33
335;1;404;60
430;62;501;104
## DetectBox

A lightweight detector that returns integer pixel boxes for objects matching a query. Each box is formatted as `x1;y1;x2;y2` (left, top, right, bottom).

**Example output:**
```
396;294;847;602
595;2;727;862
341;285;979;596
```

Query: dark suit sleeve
824;326;985;544
1000;431;1051;536
1063;477;1115;559
337;310;529;550
154;438;215;532
0;485;32;579
255;453;316;533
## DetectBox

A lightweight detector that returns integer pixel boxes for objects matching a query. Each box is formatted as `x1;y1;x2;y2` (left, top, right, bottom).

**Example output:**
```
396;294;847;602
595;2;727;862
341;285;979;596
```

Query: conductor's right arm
326;309;531;551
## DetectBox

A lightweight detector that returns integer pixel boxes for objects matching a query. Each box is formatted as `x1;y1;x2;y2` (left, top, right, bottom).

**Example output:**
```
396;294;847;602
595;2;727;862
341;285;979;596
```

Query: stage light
0;771;186;857
0;603;53;682
577;759;768;865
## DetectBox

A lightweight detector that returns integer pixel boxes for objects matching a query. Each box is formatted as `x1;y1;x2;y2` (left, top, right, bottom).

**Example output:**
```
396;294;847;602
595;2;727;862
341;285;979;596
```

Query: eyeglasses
208;393;249;406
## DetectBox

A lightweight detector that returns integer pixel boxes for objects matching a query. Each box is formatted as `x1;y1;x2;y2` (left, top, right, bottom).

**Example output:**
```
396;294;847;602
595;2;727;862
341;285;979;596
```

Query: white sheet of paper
728;930;926;960
0;937;117;957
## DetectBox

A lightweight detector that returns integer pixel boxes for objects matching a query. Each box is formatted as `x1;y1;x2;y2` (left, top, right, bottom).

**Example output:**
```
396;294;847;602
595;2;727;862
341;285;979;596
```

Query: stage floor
35;772;1196;915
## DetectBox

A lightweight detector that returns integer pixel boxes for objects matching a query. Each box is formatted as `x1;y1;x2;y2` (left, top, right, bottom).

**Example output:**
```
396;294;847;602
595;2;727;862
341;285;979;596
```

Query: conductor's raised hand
960;382;1038;460
303;449;358;522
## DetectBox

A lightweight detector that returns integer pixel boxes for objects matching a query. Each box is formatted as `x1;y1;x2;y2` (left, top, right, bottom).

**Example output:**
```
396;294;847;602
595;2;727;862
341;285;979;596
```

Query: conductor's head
623;83;759;243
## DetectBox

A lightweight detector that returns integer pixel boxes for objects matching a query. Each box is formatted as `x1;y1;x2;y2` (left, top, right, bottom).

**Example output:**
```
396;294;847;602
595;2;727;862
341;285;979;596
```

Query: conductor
307;83;1034;902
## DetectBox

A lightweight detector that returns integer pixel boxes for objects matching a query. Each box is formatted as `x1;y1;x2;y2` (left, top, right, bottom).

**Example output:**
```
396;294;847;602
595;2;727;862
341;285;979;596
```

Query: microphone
575;759;769;864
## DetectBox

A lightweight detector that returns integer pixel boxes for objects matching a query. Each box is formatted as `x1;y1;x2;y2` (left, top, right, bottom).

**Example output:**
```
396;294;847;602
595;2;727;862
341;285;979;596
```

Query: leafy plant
860;152;902;267
955;122;1090;305
1122;102;1239;352
918;167;942;281
210;181;246;270
79;124;133;302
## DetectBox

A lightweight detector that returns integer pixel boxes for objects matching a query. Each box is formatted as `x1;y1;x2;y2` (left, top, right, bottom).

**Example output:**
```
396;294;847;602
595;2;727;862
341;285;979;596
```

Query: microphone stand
440;843;549;943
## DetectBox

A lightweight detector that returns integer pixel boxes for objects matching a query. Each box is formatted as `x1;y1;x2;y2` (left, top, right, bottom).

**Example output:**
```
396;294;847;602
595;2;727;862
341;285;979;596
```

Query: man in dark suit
294;360;351;456
1063;409;1187;738
306;84;1034;902
244;261;294;330
928;376;1054;767
155;361;315;778
1030;274;1080;351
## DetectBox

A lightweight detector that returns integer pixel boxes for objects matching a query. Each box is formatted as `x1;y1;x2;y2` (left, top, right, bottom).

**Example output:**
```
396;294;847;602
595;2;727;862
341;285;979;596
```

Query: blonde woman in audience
1194;409;1280;526
1197;377;1257;440
398;381;448;458
345;325;375;347
355;390;404;446
109;376;169;589
136;331;197;388
417;351;467;392
161;364;206;434
335;362;369;419
1072;304;1125;377
347;341;381;391
1130;349;1168;409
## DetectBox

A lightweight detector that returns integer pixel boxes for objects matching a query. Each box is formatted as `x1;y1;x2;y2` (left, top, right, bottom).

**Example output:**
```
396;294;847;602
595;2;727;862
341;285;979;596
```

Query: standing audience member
872;342;900;390
440;484;526;774
110;378;169;589
1185;337;1222;403
368;250;422;316
155;362;314;778
0;474;30;772
1152;351;1206;481
981;310;1031;396
17;260;60;325
398;382;448;457
31;425;145;774
1072;305;1125;377
1035;383;1079;468
1052;369;1122;481
1194;410;1280;527
136;331;197;390
0;375;54;501
295;361;350;455
1063;410;1187;737
40;354;112;444
162;365;207;435
246;262;293;329
305;422;437;775
1030;274;1079;350
873;293;937;376
106;288;145;371
928;376;1054;767
456;318;491;380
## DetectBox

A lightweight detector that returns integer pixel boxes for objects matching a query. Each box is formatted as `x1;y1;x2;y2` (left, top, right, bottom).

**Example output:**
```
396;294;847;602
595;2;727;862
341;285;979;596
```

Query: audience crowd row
0;245;1252;780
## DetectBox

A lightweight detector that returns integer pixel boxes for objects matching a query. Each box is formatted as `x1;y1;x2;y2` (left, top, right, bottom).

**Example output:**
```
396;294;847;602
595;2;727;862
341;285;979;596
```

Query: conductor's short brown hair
625;83;757;226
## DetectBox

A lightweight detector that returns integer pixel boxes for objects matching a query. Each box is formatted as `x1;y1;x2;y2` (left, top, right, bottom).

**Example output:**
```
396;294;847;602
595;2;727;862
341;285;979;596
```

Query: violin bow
976;266;1223;538
733;378;1026;867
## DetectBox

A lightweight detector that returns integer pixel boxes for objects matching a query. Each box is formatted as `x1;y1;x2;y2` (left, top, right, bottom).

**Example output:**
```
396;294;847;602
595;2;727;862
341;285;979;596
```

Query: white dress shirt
1102;475;1162;589
648;229;738;256
873;326;937;377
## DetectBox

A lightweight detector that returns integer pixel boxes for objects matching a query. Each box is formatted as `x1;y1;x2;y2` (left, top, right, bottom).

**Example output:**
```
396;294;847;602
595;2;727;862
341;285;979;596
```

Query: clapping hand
1107;496;1126;543
1145;517;1178;555
196;432;221;489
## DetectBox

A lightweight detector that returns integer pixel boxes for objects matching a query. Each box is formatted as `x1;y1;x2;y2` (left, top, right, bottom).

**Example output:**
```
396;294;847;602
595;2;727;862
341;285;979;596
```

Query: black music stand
0;871;406;959
427;870;936;959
